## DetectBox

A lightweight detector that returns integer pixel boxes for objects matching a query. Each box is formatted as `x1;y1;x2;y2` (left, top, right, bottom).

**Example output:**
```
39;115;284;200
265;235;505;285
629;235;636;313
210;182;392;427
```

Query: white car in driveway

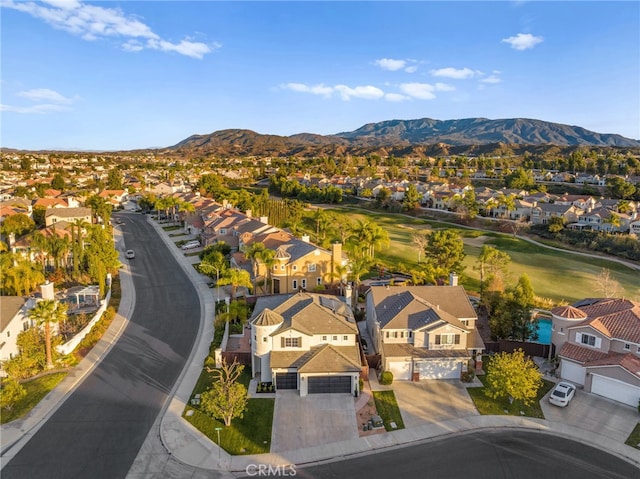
549;381;576;407
125;250;135;259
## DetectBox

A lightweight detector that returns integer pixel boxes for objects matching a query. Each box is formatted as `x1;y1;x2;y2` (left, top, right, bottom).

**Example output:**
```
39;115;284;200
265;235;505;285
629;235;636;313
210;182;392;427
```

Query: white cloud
3;87;77;114
501;33;543;50
480;75;502;84
281;83;384;101
399;83;436;100
434;82;455;92
18;88;74;104
374;58;406;71
430;67;476;79
2;0;216;59
334;85;384;101
384;93;409;102
374;58;419;73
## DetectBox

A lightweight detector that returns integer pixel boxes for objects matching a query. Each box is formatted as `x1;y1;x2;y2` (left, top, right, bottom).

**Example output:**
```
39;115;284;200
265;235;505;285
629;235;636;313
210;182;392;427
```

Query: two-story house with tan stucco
366;284;484;380
250;292;362;396
553;298;640;407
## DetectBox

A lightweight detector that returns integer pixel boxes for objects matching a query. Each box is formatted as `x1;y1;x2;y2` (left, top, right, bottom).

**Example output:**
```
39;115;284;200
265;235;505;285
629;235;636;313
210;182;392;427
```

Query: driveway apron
271;391;358;453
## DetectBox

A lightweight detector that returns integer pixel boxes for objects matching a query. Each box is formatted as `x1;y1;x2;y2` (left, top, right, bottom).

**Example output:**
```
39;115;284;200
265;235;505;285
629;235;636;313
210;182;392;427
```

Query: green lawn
372;390;405;431
183;366;271;455
326;206;639;304
467;376;555;419
184;398;274;455
625;423;640;450
162;225;182;231
0;372;68;424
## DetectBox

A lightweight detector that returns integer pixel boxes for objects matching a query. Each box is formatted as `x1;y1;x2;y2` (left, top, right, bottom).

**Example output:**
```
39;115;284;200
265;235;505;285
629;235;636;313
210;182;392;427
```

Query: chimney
301;234;310;243
331;242;342;266
41;281;55;300
345;283;352;307
449;272;458;286
245;209;252;218
259;216;269;224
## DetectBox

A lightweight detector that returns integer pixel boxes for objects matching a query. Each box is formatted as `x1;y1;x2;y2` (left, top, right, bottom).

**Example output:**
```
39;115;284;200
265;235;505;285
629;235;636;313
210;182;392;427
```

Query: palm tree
217;268;253;299
28;299;68;370
347;256;372;310
259;248;276;294
244;242;266;293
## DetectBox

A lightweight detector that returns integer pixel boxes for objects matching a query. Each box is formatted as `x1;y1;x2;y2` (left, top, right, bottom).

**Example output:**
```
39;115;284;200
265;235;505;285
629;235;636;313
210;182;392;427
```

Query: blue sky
1;1;639;151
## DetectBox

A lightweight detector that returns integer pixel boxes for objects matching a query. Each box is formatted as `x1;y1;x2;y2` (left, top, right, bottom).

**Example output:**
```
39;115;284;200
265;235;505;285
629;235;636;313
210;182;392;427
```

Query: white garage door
561;360;586;385
591;375;640;407
416;359;461;379
388;360;411;380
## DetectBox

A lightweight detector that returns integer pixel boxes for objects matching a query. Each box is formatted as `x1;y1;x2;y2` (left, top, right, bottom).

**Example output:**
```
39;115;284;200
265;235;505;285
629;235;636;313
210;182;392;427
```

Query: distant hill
165;117;640;157
334;118;640;147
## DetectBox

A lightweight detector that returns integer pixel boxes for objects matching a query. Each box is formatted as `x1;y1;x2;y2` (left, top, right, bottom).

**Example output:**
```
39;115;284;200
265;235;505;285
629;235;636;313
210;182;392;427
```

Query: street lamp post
215;427;222;461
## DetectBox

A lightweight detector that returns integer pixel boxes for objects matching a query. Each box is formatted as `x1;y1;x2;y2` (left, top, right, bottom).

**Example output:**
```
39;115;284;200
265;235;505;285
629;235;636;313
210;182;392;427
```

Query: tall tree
28;300;67;370
423;230;466;283
475;245;511;295
201;358;248;427
484;349;542;408
217;268;252;299
411;232;428;263
0;213;36;239
402;183;421;211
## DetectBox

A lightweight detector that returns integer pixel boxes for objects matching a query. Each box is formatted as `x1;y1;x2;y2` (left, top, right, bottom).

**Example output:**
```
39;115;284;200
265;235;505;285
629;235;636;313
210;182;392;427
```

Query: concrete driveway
271;391;358;453
541;387;639;443
392;380;479;428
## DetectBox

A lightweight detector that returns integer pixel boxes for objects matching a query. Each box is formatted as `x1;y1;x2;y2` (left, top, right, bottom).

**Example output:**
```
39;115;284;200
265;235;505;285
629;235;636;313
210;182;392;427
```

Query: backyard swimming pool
531;318;552;345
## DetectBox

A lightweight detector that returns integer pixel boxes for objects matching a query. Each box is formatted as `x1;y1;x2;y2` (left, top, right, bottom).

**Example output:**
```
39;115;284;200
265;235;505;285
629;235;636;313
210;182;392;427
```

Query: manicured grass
0;372;68;424
184;398;274;455
372;390;405;431
467;376;555;419
162;225;182;231
625;423;640;450
184;366;267;455
326;206;639;304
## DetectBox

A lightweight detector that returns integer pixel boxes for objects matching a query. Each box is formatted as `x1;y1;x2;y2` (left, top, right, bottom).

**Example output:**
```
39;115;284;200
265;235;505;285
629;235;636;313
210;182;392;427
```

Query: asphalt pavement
2;213;639;478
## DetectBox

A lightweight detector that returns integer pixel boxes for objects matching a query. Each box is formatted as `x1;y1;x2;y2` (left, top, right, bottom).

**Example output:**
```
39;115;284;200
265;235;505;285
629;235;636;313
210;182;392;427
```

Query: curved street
1;213;201;479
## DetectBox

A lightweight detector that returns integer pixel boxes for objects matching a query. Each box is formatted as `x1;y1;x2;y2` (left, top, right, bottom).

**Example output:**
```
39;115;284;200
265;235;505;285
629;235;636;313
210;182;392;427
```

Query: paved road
269;430;639;479
1;213;201;479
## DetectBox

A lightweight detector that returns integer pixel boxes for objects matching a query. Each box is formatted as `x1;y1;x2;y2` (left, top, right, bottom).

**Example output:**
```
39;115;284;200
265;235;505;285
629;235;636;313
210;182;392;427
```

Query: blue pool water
530;318;552;345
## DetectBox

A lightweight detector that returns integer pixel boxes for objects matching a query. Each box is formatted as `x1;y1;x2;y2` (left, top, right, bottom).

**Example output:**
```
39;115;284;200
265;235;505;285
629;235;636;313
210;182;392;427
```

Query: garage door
308;376;352;394
591;375;640;407
416;359;461;379
388;360;411;380
276;372;298;390
560;360;586;385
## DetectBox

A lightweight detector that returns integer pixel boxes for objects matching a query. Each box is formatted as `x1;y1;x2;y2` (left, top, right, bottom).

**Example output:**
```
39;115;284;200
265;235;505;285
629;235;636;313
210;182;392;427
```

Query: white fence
56;288;112;356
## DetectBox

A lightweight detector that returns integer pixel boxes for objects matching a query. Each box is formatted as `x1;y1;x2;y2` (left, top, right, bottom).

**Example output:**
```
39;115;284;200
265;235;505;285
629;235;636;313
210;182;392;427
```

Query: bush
379;371;394;385
359;377;364;391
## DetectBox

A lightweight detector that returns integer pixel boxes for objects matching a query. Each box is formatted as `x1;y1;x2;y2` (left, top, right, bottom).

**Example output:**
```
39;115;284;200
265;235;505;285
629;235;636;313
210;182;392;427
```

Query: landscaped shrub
379;371;394;385
359;377;364;391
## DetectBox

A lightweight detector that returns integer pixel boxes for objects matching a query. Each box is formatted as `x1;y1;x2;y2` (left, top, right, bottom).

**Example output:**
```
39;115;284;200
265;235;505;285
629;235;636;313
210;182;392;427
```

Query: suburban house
552;298;640;407
531;203;582;225
250;292;362;396
98;189;128;207
44;207;92;227
365;283;485;380
245;234;348;295
0;296;36;364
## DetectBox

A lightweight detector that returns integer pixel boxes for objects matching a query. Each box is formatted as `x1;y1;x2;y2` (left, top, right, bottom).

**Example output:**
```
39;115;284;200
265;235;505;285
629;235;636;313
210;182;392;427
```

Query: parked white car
125;250;135;259
549;381;576;407
181;240;200;250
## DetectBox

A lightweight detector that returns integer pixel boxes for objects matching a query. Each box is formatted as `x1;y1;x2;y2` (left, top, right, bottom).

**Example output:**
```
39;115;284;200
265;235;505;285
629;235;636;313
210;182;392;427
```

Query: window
624;343;631;351
322;335;327;341
435;334;460;345
580;334;596;347
333;336;337;341
292;265;297;271
393;331;398;338
309;263;316;272
7;331;10;337
317;277;322;286
282;337;301;348
343;335;348;341
280;265;285;270
301;279;306;289
385;332;389;338
292;280;298;290
263;337;267;342
408;331;412;338
219;228;226;235
23;322;29;331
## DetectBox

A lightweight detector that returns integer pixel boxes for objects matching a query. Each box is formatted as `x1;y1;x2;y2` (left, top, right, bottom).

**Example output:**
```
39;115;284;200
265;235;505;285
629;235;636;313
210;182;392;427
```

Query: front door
273;279;280;294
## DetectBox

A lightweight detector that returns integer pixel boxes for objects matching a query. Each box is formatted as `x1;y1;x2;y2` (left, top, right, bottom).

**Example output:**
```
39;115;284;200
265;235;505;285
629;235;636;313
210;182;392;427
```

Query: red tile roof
558;342;609;363
551;305;587;319
578;298;640;343
585;352;640;378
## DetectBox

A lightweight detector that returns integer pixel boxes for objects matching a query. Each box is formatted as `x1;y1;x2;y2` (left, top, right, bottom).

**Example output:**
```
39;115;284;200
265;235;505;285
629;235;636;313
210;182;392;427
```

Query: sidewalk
3;217;639;474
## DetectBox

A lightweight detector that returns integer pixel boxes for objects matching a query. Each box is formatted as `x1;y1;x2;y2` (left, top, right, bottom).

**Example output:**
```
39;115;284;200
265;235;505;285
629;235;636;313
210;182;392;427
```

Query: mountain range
164;117;640;158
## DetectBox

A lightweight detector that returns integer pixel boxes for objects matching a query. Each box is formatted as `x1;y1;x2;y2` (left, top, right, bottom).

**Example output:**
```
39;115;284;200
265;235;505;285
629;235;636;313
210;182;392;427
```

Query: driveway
271;391;358;453
392;380;479;427
541;387;639;443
